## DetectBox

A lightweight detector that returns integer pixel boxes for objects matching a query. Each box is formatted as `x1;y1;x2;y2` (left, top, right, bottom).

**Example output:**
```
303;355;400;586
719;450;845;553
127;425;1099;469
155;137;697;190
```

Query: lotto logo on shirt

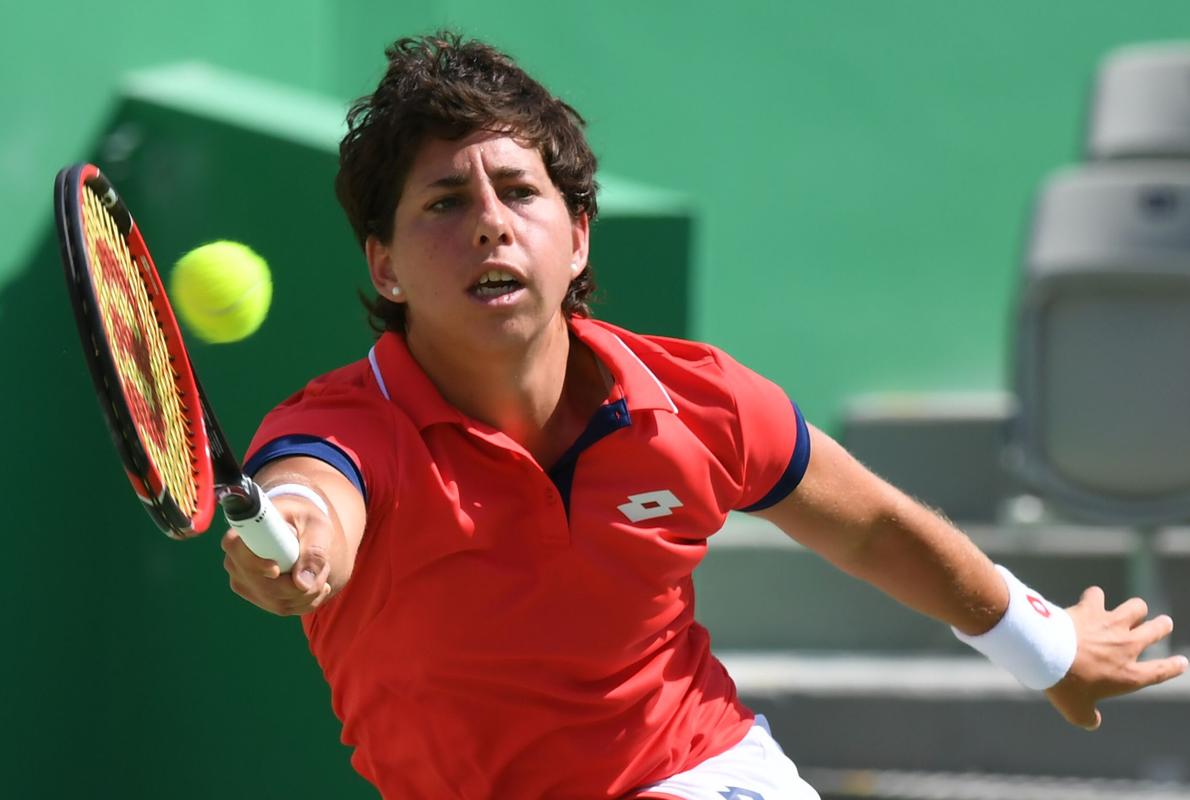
618;490;684;522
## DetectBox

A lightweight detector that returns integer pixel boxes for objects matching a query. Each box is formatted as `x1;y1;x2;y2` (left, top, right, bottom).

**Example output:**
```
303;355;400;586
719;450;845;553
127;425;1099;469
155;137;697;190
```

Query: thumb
1074;707;1103;732
1055;695;1102;731
1046;680;1102;732
292;527;331;592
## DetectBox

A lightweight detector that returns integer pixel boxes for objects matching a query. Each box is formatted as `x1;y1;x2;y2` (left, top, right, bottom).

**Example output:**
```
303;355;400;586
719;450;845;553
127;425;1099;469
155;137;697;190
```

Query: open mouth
469;269;524;300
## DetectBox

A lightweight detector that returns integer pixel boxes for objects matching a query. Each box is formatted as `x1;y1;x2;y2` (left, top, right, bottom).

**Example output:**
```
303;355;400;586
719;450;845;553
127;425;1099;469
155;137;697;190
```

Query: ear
365;235;405;303
570;212;590;272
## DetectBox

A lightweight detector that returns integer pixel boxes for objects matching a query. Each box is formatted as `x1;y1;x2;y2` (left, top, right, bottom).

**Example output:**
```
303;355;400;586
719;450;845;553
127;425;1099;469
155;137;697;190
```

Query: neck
405;315;606;466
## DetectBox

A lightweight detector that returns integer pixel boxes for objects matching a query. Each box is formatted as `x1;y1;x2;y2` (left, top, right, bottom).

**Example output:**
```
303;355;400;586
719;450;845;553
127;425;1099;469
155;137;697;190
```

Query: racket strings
81;186;199;517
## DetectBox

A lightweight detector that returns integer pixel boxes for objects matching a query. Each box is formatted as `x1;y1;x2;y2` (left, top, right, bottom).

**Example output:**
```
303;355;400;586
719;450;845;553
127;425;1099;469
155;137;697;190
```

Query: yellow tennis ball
170;241;272;343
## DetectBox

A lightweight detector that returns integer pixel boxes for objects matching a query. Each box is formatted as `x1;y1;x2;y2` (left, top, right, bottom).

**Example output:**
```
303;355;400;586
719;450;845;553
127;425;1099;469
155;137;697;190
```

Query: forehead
405;130;548;185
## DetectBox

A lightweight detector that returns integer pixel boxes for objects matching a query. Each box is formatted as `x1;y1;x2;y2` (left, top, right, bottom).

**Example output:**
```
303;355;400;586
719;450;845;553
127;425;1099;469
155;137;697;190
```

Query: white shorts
633;716;820;800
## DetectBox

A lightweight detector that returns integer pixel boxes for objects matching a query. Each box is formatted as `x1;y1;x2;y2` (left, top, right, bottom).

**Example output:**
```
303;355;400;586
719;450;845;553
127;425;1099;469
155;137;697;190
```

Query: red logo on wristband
1027;595;1051;617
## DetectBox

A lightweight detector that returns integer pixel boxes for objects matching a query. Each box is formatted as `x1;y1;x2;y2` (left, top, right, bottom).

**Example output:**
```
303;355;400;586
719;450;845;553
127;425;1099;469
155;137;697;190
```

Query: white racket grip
224;486;300;571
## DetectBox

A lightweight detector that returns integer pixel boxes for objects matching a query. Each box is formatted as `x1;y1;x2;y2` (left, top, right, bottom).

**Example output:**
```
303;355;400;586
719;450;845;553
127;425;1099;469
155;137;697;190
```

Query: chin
473;308;566;351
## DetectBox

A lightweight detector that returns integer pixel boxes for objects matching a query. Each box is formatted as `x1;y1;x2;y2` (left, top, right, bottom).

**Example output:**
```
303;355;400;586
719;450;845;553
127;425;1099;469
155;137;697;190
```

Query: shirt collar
367;317;678;431
369;333;467;430
568;317;679;415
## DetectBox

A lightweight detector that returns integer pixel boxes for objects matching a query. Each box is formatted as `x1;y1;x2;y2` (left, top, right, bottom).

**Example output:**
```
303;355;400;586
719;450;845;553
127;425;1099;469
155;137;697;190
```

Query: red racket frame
55;163;216;538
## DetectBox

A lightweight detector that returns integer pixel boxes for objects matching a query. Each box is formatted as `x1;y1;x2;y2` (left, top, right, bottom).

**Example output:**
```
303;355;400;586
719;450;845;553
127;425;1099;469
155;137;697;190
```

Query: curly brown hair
335;31;599;334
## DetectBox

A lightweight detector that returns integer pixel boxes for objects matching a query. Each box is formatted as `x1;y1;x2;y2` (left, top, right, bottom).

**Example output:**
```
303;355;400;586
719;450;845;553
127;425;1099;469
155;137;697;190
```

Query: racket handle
221;481;300;571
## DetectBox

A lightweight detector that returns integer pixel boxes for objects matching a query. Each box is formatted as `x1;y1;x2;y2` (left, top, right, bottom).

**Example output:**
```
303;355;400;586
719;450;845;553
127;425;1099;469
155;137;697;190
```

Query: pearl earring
570;262;580;274
390;286;402;298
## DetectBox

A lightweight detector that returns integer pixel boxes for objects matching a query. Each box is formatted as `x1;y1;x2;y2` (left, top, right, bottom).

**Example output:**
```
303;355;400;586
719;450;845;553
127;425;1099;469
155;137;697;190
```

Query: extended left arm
752;423;1188;729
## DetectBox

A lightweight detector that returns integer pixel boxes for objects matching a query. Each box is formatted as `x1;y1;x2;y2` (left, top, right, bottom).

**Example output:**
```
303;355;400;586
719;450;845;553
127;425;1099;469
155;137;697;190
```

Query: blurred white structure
1088;43;1190;159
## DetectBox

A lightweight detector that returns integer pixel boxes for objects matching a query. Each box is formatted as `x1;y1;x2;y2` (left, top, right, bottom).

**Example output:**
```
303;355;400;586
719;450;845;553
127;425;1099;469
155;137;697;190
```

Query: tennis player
223;32;1187;800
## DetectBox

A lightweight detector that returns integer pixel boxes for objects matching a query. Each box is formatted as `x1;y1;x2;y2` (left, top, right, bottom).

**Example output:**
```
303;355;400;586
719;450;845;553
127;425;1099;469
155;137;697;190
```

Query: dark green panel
590;176;695;337
1;87;376;800
589;214;693;338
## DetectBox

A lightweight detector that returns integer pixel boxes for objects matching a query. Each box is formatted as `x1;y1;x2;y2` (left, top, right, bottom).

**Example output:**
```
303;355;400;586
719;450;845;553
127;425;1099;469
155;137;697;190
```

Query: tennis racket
54;163;299;570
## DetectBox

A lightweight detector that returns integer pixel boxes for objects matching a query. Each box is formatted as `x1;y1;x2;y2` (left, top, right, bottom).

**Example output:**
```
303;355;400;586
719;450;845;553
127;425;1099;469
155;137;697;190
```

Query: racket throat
217;478;264;522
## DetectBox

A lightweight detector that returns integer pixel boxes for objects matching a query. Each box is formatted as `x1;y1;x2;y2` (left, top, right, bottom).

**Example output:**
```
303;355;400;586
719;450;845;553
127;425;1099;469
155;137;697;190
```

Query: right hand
221;497;334;616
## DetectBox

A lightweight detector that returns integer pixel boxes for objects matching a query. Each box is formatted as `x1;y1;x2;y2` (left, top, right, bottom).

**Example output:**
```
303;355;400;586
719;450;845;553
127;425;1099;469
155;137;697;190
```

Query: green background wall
4;2;1190;797
7;2;1190;423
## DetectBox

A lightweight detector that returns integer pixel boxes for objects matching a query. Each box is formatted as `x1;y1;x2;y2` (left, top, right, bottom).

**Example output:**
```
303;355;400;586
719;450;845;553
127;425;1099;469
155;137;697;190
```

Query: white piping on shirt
608;333;679;415
368;345;392;400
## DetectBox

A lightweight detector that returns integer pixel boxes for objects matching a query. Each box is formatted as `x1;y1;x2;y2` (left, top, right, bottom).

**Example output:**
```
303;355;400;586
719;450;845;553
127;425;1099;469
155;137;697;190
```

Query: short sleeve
243;378;398;508
710;349;811;512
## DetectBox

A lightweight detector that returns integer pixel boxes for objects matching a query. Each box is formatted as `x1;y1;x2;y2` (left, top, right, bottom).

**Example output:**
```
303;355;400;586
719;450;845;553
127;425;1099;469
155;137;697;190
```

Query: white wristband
265;483;330;516
952;565;1077;690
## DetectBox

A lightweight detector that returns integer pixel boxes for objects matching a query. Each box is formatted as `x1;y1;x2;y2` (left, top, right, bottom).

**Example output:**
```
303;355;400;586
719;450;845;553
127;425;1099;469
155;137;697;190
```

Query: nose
473;185;513;248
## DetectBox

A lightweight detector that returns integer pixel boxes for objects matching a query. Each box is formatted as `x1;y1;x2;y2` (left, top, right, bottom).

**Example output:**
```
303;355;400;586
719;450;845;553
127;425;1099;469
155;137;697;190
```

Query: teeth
478;270;517;285
475;284;516;298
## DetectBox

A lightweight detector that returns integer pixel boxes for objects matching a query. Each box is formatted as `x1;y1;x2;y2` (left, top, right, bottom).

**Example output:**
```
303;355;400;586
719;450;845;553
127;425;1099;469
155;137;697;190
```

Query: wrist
953;565;1078;690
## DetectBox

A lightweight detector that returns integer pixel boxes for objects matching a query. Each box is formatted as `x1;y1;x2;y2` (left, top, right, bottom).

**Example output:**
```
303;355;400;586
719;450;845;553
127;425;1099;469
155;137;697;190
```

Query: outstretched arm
751;423;1188;729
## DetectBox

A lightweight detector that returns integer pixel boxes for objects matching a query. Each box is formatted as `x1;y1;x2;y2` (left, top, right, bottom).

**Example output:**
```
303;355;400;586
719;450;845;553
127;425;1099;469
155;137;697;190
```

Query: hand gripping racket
54;163;299;570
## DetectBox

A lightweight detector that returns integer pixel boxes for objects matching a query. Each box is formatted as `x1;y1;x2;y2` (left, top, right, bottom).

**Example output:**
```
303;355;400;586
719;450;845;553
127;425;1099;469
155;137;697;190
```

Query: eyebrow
424;166;528;190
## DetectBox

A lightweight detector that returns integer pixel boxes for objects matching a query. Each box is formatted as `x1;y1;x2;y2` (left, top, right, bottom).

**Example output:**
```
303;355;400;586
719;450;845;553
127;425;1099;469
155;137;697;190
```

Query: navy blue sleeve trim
737;401;811;513
242;434;367;502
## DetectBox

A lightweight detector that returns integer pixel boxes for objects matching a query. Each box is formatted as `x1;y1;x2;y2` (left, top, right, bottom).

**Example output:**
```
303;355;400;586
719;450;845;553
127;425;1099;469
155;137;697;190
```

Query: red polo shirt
244;317;809;799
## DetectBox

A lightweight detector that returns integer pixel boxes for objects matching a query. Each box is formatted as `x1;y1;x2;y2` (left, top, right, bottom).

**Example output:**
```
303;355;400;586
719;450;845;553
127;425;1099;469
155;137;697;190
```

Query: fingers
1054;585;1190;732
1129;653;1190;688
220;495;341;617
1112;596;1149;627
221;526;331;616
221;529;281;579
1131;614;1174;648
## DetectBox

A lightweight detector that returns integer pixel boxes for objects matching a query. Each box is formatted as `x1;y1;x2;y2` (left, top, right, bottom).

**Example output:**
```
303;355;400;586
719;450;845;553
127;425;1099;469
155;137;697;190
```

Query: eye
503;184;538;203
426;194;463;212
